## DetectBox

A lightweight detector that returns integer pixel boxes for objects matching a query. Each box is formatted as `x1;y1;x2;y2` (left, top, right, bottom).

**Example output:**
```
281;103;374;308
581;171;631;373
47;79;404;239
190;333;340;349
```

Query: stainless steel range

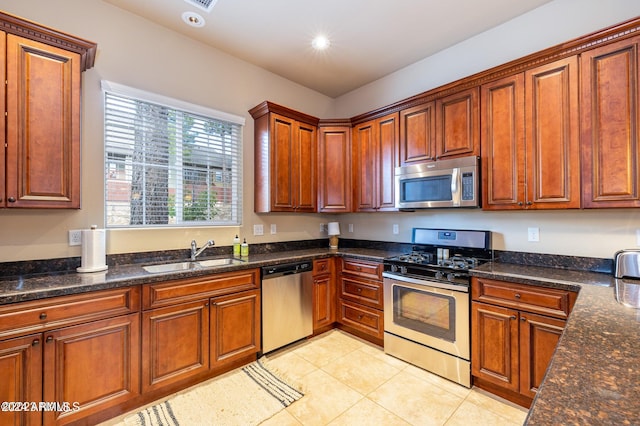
383;228;492;388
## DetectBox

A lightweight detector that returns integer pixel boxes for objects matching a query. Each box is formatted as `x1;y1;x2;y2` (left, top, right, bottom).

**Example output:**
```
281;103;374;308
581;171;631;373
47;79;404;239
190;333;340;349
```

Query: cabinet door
313;273;334;331
5;34;81;208
270;113;297;211
519;312;565;399
0;334;42;426
43;314;140;425
352;120;377;211
399;102;436;165
525;56;580;209
142;301;209;393
210;289;260;369
318;126;351;212
481;74;526;210
0;31;5;207
471;302;519;392
295;122;317;212
436;87;479;159
377;113;399;211
581;35;640;208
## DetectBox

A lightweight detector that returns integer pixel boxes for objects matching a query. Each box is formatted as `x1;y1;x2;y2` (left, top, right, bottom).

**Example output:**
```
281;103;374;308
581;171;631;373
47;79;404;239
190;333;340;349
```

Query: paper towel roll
77;226;108;273
328;222;341;236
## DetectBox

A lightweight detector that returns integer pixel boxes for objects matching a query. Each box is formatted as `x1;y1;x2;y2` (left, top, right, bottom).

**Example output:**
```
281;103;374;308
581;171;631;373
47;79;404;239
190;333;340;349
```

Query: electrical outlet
320;223;326;233
527;227;540;242
253;224;264;236
348;224;353;233
393;224;399;235
636;229;640;246
68;230;82;246
270;224;277;234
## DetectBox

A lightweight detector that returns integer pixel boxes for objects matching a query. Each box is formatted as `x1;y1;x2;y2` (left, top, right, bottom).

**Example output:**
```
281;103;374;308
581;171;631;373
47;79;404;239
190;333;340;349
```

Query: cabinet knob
358;314;364;320
355;266;361;271
510;315;517;320
7;197;16;203
357;288;362;292
45;336;53;343
32;339;40;346
526;201;533;205
521;317;527;322
518;201;523;206
39;312;47;320
514;293;521;299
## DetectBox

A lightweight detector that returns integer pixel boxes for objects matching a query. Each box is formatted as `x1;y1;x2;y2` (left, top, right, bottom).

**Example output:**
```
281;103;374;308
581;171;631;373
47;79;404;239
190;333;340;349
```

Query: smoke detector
184;0;218;13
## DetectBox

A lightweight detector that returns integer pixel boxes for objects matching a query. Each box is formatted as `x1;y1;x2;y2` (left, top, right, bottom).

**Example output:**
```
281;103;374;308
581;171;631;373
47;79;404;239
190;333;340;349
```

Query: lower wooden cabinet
336;257;384;345
142;300;209;393
43;314;141;425
312;258;335;333
471;277;576;407
141;269;261;395
0;287;141;426
210;289;260;370
0;334;42;426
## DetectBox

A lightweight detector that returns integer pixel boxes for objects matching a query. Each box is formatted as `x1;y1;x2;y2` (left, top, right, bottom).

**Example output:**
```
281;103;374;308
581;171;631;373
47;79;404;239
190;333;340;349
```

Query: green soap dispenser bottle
233;235;241;256
240;238;249;257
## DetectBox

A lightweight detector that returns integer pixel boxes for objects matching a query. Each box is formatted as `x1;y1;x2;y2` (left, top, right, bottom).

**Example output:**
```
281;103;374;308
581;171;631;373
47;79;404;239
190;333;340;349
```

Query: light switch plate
270;224;277;234
393;224;399;234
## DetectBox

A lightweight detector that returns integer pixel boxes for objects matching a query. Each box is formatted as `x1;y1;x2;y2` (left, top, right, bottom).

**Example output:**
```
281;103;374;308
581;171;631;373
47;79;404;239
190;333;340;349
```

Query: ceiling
104;0;553;98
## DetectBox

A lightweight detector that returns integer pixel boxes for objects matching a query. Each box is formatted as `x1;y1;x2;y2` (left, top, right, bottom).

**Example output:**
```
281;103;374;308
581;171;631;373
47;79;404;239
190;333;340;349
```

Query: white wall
0;0;335;261
330;0;640;260
0;0;639;262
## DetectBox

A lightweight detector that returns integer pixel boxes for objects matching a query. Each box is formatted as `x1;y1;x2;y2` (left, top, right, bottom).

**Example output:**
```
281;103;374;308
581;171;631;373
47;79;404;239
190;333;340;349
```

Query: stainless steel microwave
395;156;480;209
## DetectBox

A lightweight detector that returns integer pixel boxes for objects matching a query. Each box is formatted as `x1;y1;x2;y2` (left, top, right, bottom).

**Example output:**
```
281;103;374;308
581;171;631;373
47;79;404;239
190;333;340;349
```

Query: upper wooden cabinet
581;34;640;208
399;87;479;167
318;121;352;213
250;102;319;213
436;86;479;160
481;56;580;210
0;12;97;209
352;112;399;212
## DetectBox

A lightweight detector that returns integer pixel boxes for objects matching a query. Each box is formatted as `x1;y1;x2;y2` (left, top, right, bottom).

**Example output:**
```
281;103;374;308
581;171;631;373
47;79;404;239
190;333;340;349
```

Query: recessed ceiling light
182;11;205;28
311;35;331;50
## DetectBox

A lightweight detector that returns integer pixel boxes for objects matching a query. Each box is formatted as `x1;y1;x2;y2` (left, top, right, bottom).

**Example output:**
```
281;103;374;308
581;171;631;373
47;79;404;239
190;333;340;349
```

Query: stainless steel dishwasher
261;261;313;353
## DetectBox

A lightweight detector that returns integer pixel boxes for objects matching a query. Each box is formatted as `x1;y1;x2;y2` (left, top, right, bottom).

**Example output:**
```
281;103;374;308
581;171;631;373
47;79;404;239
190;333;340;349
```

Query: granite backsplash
0;238;614;279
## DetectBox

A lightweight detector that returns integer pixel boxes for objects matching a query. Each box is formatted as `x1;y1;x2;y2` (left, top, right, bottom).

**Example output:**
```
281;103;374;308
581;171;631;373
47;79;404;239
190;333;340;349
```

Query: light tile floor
262;330;528;426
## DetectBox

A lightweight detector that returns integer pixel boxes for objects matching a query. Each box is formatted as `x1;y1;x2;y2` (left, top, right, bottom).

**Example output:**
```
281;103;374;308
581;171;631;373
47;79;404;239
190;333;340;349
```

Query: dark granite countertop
471;262;640;425
0;247;398;305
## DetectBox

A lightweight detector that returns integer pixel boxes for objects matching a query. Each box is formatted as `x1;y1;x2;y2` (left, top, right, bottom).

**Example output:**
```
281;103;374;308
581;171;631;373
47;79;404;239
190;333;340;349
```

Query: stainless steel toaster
614;249;640;279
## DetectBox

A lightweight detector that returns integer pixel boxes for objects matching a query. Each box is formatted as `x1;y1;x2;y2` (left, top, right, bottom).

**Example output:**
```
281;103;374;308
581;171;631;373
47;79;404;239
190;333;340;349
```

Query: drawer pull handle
45;336;53;344
39;312;47;320
514;293;521;299
32;339;40;347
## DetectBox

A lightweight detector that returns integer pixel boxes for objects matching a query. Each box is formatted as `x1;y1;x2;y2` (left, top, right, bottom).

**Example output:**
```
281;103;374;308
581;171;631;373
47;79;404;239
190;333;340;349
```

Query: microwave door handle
451;168;461;206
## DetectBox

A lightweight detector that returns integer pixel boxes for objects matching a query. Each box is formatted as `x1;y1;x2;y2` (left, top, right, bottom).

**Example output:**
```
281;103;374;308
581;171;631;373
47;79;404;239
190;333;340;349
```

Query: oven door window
400;175;452;203
392;285;455;342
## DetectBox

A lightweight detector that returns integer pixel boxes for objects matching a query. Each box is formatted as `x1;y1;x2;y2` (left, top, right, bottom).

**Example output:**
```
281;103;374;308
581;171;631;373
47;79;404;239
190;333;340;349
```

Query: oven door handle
382;272;469;293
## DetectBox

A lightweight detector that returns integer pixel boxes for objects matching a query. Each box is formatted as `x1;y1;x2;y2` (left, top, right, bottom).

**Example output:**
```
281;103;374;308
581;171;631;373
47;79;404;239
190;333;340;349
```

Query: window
102;81;244;227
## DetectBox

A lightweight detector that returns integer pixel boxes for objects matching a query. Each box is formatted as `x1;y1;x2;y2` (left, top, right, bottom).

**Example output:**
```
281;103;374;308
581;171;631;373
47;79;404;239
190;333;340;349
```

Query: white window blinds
103;81;243;227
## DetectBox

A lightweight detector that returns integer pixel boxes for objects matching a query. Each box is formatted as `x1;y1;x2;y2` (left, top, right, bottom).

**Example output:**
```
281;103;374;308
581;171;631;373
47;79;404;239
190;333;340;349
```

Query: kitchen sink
143;257;245;274
198;258;245;267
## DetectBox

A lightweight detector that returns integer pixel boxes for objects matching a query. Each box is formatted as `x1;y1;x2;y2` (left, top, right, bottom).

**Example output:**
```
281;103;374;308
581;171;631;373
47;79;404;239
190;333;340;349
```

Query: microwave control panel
461;172;474;200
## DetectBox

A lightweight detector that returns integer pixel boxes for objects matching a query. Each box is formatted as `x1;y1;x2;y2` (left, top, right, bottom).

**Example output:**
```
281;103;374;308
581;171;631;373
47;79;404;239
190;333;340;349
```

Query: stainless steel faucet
191;239;215;260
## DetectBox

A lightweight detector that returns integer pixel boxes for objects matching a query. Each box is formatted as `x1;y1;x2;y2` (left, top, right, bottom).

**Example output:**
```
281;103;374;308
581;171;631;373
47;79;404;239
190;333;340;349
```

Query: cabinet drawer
340;258;382;280
143;269;260;309
339;276;383;309
472;277;576;319
0;286;140;339
313;258;332;276
338;299;383;340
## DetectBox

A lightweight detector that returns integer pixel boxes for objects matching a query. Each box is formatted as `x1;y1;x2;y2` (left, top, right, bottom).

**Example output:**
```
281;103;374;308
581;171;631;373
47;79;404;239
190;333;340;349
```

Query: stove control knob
446;272;456;282
435;271;444;280
400;266;408;274
391;264;398;273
